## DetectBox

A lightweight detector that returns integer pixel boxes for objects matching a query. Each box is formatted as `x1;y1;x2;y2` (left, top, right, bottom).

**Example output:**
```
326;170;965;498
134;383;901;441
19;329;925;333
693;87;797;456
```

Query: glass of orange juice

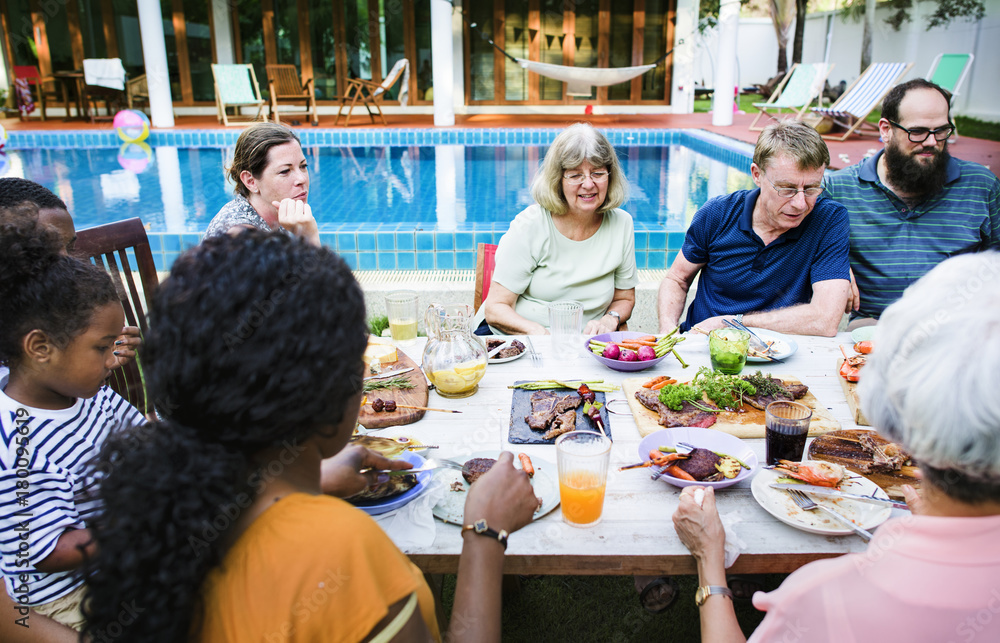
555;431;612;528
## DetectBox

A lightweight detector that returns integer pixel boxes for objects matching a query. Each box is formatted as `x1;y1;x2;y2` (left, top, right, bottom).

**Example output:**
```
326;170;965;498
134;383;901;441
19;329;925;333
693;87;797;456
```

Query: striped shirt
825;152;1000;318
0;369;144;606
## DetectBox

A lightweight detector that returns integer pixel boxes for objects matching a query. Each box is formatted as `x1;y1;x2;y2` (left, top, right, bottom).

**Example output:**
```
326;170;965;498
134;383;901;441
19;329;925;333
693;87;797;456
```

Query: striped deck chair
927;53;974;140
749;62;833;131
810;62;913;141
212;64;266;126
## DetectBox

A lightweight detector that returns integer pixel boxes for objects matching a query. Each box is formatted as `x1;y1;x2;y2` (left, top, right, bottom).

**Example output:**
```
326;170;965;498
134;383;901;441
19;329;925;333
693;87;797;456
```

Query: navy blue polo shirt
679;189;850;332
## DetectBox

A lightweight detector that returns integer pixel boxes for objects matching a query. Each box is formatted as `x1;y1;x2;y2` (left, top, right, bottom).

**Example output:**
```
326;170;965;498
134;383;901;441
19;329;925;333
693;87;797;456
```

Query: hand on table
111;326;141;369
672;486;727;562
694;315;733;332
464;452;539;535
320;444;413;498
584;317;617;336
273;198;320;246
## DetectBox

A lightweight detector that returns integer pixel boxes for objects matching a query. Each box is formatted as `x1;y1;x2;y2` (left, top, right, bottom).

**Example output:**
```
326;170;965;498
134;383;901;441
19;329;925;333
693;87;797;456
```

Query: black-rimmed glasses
761;173;824;199
886;120;955;143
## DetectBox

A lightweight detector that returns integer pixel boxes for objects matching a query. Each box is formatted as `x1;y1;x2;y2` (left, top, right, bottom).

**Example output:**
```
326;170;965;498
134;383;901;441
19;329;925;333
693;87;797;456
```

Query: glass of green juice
709;328;750;375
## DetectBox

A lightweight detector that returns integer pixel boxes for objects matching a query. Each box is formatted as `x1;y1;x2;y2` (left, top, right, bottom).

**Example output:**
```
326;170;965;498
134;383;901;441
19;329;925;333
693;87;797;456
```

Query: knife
769;483;910;509
363;367;415;381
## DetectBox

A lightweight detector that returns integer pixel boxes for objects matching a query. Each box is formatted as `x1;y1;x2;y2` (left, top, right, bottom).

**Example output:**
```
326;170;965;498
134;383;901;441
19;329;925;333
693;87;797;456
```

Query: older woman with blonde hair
671;251;1000;642
477;123;638;335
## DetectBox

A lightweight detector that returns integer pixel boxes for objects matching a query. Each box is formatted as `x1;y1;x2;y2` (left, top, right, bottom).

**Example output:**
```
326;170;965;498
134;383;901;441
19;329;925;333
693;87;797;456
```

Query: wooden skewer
398;404;462;413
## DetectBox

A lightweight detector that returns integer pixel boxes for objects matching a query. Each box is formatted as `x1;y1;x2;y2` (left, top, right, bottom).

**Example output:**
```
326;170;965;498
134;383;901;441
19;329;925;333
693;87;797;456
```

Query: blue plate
349;451;432;516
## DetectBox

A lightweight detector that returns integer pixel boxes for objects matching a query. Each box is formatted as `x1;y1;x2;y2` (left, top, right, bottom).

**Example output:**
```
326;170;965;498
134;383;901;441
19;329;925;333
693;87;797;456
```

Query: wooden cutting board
358;350;429;429
622;376;840;439
837;359;870;426
808;429;920;500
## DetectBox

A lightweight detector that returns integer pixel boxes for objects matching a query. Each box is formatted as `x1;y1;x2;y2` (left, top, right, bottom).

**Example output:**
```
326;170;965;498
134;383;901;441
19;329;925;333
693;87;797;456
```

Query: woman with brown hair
205;122;320;245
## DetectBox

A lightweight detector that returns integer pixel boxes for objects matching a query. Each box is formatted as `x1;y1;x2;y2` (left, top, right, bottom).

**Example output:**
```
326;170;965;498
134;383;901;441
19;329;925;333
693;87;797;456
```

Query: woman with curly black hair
84;229;540;642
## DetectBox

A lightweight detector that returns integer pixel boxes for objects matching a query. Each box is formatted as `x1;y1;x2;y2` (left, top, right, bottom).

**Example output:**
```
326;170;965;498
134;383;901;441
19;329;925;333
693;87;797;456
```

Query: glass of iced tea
555;431;612;528
765;400;812;465
385;291;419;345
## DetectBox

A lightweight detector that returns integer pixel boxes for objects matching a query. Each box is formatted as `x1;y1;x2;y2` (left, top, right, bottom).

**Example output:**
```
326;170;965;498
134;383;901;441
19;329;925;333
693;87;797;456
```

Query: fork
376;458;467;476
787;489;873;541
525;336;542;367
722;318;771;353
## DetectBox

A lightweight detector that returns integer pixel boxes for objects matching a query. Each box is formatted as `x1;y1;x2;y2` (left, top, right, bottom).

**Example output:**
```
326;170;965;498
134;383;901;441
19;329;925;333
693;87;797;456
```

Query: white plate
637;428;758;489
751;464;892;536
744;328;798;362
349;452;433;516
489;349;526;364
850;326;876;343
431;450;560;524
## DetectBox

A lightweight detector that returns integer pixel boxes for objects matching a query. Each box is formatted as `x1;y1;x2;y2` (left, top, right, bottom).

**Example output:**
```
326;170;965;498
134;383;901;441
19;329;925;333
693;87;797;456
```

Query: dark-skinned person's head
860;251;1000;505
83;229;368;642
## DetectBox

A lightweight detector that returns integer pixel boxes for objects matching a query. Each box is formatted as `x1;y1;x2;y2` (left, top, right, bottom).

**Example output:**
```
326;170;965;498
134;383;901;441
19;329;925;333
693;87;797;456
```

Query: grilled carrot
650;378;676;390
664;465;696;481
642;375;669;388
518;453;535;478
636;335;657;343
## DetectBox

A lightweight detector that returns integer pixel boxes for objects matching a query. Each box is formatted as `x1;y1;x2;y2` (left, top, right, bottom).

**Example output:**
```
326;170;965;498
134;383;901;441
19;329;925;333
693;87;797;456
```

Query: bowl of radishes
585;331;671;372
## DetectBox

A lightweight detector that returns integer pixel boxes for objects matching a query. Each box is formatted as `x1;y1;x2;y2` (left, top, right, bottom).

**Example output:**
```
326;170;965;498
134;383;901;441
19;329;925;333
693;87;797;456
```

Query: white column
431;0;455;126
137;0;175;128
156;146;186;232
211;0;235;65
711;0;740;127
670;0;700;113
435;145;462;230
451;0;465;116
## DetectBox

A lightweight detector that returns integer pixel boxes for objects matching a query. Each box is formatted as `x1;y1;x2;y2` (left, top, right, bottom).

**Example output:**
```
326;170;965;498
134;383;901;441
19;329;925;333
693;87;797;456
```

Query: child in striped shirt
0;205;144;631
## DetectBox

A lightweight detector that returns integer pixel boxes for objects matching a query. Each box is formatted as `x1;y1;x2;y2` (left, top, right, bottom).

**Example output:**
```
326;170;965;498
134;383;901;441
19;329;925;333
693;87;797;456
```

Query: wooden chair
749;63;833;131
76;218;158;415
12;65;59;121
810;62;913;141
82;58;128;122
335;58;410;126
266;64;318;126
212;63;266;126
474;243;498;310
127;74;150;113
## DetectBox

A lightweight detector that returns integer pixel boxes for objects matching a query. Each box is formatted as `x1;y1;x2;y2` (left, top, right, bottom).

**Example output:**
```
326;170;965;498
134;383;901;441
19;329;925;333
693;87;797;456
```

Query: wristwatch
605;310;622;327
461;519;508;550
695;585;734;606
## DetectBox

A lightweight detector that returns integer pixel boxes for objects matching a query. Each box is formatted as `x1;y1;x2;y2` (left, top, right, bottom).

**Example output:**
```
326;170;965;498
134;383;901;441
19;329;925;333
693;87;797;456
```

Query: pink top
749;514;1000;643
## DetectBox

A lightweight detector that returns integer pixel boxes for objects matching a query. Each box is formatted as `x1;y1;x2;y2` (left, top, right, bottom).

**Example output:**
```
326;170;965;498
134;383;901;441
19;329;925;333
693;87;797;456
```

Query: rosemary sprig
363;377;416;392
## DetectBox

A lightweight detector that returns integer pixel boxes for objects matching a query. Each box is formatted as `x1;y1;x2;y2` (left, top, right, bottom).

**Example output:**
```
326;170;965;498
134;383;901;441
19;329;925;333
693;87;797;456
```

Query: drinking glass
556;431;612;528
765;400;813;465
549;300;583;359
385;291;419;345
709;328;750;374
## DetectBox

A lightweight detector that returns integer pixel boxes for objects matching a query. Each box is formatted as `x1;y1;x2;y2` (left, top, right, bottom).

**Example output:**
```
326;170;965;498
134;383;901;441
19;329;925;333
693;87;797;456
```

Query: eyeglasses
761;173;824;199
563;170;609;185
886;120;955;143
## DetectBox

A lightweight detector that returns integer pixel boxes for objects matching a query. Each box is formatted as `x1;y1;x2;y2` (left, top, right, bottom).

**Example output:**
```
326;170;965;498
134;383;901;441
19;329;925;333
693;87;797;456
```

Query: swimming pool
3;128;754;270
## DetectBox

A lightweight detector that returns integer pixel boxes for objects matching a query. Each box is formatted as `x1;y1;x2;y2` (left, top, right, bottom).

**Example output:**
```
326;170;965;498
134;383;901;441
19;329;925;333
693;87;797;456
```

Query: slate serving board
507;382;612;445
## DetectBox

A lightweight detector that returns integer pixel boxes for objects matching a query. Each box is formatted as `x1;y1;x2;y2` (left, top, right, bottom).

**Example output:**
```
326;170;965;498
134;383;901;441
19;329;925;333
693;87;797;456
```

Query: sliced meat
676;448;722;480
634;388;718;428
526;391;582;431
858;432;912;472
741;377;808;410
462;457;497;484
785;383;809;399
543;410;577;440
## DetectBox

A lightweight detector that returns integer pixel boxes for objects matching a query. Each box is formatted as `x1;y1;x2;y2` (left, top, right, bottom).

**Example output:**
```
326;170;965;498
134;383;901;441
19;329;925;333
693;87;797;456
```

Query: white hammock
517;59;656;96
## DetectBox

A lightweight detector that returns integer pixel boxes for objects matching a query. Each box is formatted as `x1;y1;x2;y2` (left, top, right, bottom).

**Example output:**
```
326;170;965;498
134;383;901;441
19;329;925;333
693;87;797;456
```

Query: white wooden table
371;332;884;576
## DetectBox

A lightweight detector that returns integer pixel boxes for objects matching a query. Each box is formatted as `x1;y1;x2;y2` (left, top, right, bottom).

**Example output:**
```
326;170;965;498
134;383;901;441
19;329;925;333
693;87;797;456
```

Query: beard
883;139;950;198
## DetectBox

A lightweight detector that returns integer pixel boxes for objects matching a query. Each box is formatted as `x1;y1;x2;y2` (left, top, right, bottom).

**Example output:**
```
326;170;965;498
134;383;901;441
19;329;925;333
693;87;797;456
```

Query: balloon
113;110;151;143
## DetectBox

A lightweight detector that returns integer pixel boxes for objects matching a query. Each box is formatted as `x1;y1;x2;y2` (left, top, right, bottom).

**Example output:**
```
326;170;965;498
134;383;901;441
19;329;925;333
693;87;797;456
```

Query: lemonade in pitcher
422;303;487;399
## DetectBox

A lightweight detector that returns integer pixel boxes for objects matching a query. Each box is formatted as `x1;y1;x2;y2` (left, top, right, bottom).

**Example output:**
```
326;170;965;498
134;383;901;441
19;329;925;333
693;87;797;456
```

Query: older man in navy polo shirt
658;121;851;336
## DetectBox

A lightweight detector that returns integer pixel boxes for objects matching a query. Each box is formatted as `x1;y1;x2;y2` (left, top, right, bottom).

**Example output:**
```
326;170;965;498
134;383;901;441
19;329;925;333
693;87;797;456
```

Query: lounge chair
212;63;266;127
83;58;127;122
12;65;60;121
749;62;833;131
927;53;974;140
335;59;410;126
127;74;150;114
266;64;319;126
810;62;913;141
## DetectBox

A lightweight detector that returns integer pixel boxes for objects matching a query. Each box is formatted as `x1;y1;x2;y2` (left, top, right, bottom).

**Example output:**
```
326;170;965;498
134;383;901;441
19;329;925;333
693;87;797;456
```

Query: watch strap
695;585;733;606
461;519;508;550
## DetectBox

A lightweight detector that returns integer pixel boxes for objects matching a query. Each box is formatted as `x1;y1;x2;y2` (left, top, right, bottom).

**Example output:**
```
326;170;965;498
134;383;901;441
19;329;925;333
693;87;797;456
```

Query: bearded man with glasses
824;78;1000;327
657;121;851;337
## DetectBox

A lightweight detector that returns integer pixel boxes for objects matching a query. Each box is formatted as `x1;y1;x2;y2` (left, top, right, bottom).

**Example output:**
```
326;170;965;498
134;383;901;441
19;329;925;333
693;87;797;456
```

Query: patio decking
3;110;997;175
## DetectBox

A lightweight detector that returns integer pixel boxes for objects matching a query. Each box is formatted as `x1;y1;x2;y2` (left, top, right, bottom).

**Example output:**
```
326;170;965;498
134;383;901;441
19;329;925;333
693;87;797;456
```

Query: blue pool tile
377;252;396;269
416;253;435;270
436;253;455;270
163;235;180;252
153;254;165;271
147;235;162;252
357;233;376;252
359;253;377;270
376;232;395;251
340;253;358;270
633;231;648;251
435;234;454;251
319;233;336;249
416;232;435;251
647;252;667;270
454;232;474;251
668;232;686;248
336;233;357;252
164;252;181;269
395;233;414;250
456;252;475;270
636;251;647;269
181;234;200;250
474;232;493;247
648;231;667;250
666;251;678;266
397;252;416;270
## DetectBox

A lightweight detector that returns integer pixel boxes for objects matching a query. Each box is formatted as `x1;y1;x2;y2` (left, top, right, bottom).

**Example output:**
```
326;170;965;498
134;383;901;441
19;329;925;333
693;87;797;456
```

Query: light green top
475;204;638;334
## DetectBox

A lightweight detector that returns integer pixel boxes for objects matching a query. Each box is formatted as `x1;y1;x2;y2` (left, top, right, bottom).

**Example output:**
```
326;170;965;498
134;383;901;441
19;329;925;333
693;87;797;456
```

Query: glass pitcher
422;303;488;398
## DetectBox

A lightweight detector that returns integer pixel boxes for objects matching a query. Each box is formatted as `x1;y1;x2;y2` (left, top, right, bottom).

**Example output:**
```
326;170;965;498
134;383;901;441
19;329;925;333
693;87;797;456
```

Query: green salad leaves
657;367;763;411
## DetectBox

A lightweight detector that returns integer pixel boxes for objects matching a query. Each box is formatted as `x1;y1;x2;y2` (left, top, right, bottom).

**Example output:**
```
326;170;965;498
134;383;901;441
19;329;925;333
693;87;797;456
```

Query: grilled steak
543;410;577;440
634;388;718;428
462;457;497;484
741;377;809;410
487;339;526;359
859;432;912;472
526;391;582;431
677;448;723;481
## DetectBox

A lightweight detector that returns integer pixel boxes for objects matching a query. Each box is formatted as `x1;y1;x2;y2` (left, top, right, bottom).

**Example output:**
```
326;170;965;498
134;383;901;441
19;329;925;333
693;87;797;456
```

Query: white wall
693;4;999;121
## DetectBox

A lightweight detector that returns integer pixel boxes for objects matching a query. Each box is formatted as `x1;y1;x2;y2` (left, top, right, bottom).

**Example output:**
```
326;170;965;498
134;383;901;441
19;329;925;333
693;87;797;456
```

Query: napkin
374;476;447;549
693;488;746;568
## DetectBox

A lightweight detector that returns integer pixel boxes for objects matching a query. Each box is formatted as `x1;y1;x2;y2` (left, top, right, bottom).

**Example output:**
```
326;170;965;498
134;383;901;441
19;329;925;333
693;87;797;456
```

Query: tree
791;0;809;65
769;0;796;74
842;0;986;32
